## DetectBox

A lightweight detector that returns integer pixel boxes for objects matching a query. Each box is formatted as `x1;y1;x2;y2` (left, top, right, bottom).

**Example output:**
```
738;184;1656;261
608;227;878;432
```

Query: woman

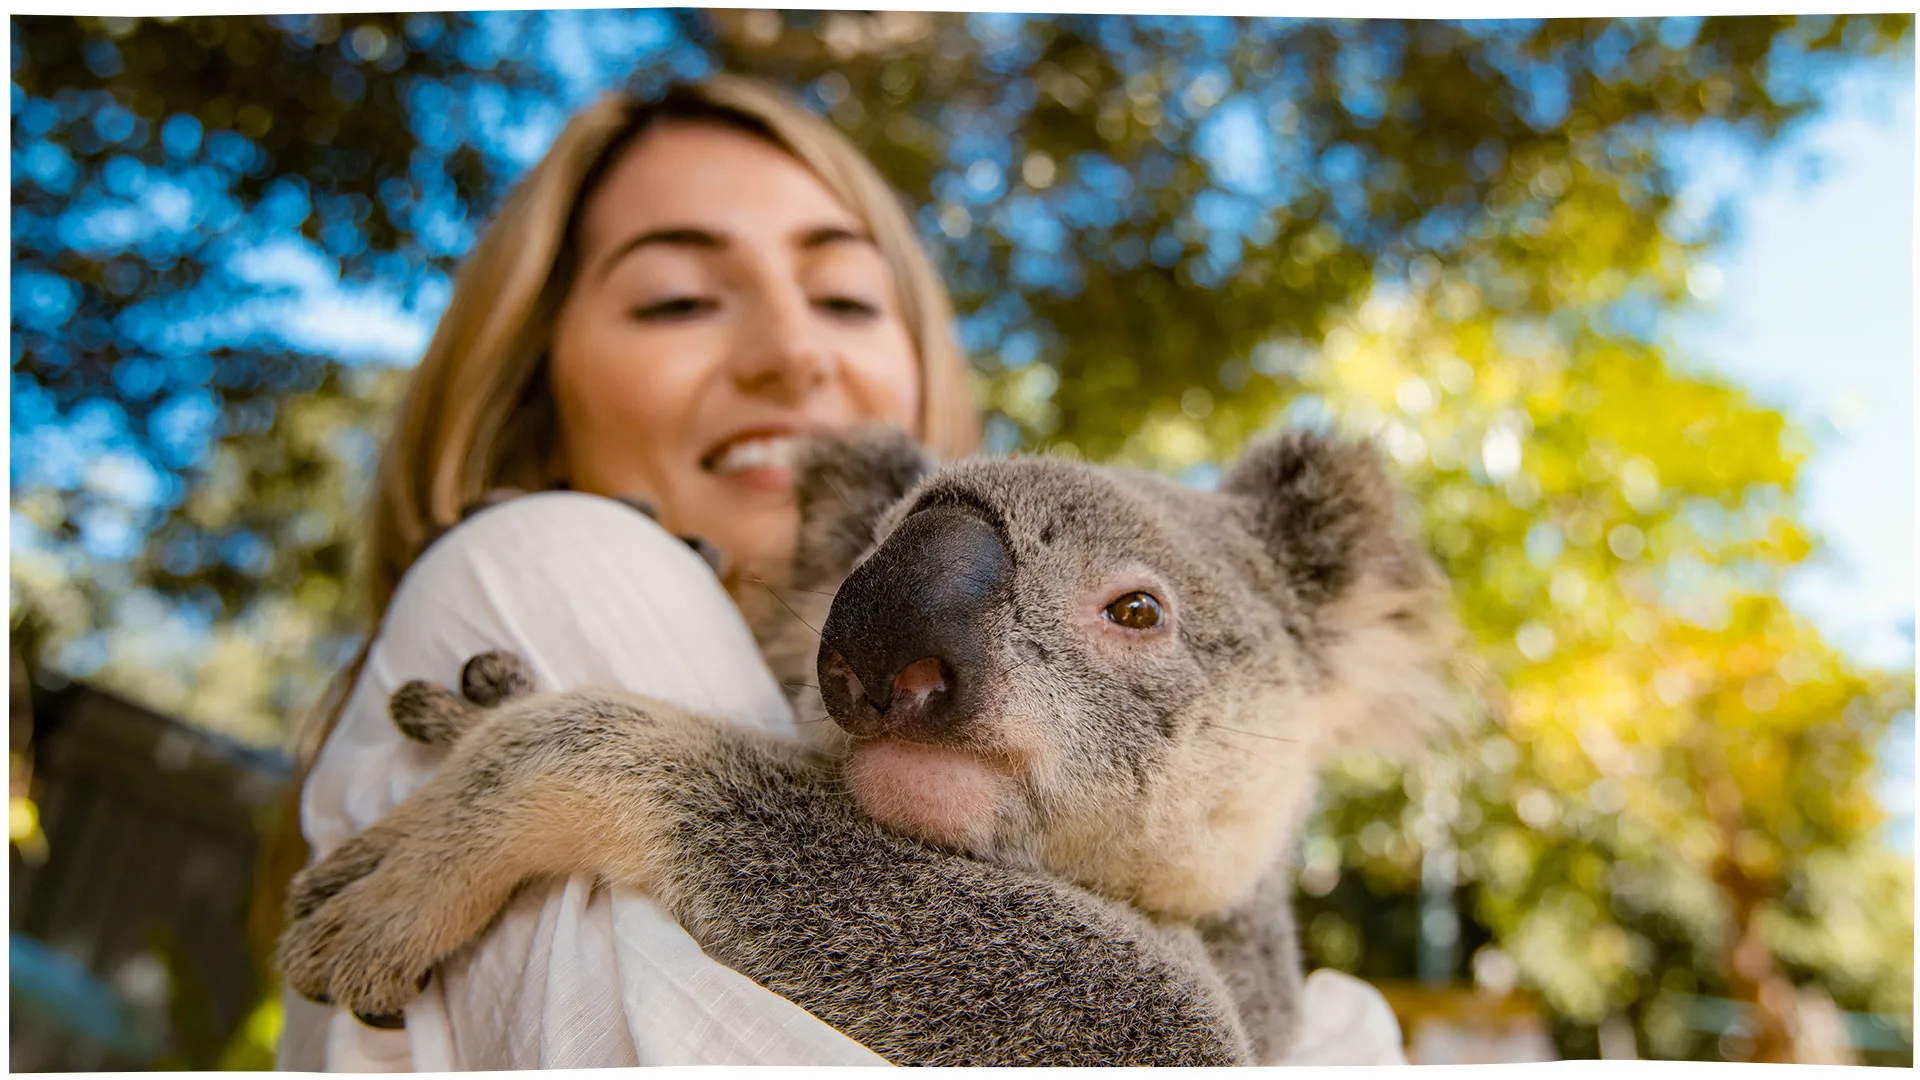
266;75;1404;1069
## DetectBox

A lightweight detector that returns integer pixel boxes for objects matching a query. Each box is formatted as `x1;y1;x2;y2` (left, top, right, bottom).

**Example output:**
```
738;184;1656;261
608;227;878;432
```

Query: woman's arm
292;491;885;1068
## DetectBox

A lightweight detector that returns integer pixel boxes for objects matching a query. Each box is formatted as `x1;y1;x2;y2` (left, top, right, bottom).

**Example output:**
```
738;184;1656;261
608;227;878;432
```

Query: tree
11;12;1912;1062
1287;285;1913;1060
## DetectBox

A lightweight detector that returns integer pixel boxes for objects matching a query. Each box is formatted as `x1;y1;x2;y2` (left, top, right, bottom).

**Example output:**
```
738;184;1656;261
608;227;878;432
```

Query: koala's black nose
818;506;1009;741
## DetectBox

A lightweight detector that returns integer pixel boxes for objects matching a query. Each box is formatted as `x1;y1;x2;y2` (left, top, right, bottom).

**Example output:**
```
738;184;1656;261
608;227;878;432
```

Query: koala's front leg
284;655;1249;1064
279;666;705;1022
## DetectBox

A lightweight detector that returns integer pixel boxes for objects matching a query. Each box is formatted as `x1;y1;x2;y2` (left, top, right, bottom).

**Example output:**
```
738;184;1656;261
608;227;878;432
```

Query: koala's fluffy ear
792;427;936;589
1221;430;1463;756
1221;431;1416;605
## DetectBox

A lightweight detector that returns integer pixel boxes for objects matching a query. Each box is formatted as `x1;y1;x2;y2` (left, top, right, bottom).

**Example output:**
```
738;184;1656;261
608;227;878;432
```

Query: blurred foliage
9;11;1913;1064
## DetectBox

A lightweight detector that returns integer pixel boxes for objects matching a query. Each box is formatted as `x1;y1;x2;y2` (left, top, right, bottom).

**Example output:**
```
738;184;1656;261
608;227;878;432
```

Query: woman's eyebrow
797;225;876;251
593;224;873;282
593;227;723;283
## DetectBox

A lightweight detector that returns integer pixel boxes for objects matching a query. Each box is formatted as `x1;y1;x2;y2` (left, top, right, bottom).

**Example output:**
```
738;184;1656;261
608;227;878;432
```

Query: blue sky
1669;59;1914;677
1665;58;1914;846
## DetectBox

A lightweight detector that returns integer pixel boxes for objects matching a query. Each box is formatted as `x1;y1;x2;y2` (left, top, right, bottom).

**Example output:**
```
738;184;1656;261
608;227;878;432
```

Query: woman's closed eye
631;296;718;322
813;294;880;319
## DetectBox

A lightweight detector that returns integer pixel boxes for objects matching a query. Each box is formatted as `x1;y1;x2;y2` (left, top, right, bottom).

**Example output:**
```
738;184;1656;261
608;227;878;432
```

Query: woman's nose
730;290;829;401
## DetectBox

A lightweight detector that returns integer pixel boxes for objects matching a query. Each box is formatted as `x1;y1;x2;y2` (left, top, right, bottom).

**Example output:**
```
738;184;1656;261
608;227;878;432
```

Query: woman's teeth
710;436;799;474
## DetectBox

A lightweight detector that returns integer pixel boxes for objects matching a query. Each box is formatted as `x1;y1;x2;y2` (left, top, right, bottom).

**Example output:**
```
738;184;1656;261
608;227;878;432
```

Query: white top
276;492;1407;1069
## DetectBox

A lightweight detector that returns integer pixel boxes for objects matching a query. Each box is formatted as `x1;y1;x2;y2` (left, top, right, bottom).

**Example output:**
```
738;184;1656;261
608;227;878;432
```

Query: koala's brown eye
1104;592;1164;630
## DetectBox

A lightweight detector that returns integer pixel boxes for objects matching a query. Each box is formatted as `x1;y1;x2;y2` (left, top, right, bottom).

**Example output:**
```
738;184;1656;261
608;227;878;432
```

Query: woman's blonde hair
252;75;979;962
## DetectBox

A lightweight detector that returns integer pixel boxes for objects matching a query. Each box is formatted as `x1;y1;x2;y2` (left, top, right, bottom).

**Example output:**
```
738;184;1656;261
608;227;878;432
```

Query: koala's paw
285;663;692;1023
279;830;450;1025
388;651;536;746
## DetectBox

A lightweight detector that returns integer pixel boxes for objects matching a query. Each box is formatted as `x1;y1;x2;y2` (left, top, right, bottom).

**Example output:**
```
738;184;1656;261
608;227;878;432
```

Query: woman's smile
700;427;808;493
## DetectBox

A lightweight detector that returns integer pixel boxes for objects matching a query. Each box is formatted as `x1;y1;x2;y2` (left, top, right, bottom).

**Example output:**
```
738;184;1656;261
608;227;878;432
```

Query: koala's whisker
822;473;856;513
746;577;823;637
992;653;1038;680
1207;724;1301;744
1201;735;1289;769
744;573;838;600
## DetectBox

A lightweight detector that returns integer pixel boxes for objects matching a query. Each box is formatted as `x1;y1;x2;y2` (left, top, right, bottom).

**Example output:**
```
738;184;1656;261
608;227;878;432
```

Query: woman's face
549;120;921;586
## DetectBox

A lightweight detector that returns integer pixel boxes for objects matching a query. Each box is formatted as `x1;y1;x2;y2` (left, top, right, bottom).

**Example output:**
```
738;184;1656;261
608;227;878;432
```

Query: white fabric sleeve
273;490;1408;1070
278;491;885;1069
1272;969;1409;1066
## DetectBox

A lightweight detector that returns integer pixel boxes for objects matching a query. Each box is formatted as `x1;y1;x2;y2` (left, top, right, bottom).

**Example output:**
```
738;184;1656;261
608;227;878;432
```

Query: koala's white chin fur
846;740;1011;852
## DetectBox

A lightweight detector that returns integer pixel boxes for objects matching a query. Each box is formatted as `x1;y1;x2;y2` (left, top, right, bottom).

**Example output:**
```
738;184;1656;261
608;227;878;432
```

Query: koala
277;427;1458;1066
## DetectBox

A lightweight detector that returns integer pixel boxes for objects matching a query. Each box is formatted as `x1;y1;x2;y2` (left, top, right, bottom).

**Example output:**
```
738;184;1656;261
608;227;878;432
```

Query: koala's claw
353;970;428;1029
459;650;535;707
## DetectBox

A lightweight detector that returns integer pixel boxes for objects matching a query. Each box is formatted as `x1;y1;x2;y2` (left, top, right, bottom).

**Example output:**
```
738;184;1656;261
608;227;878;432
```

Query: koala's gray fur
278;427;1459;1066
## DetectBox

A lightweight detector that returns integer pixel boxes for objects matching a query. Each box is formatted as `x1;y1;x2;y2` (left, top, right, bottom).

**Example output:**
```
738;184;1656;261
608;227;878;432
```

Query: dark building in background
10;671;288;1070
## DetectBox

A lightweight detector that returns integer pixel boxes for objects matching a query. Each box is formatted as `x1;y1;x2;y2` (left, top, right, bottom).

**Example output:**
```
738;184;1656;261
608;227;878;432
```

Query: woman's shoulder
413;490;726;585
436;489;665;548
354;487;791;762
